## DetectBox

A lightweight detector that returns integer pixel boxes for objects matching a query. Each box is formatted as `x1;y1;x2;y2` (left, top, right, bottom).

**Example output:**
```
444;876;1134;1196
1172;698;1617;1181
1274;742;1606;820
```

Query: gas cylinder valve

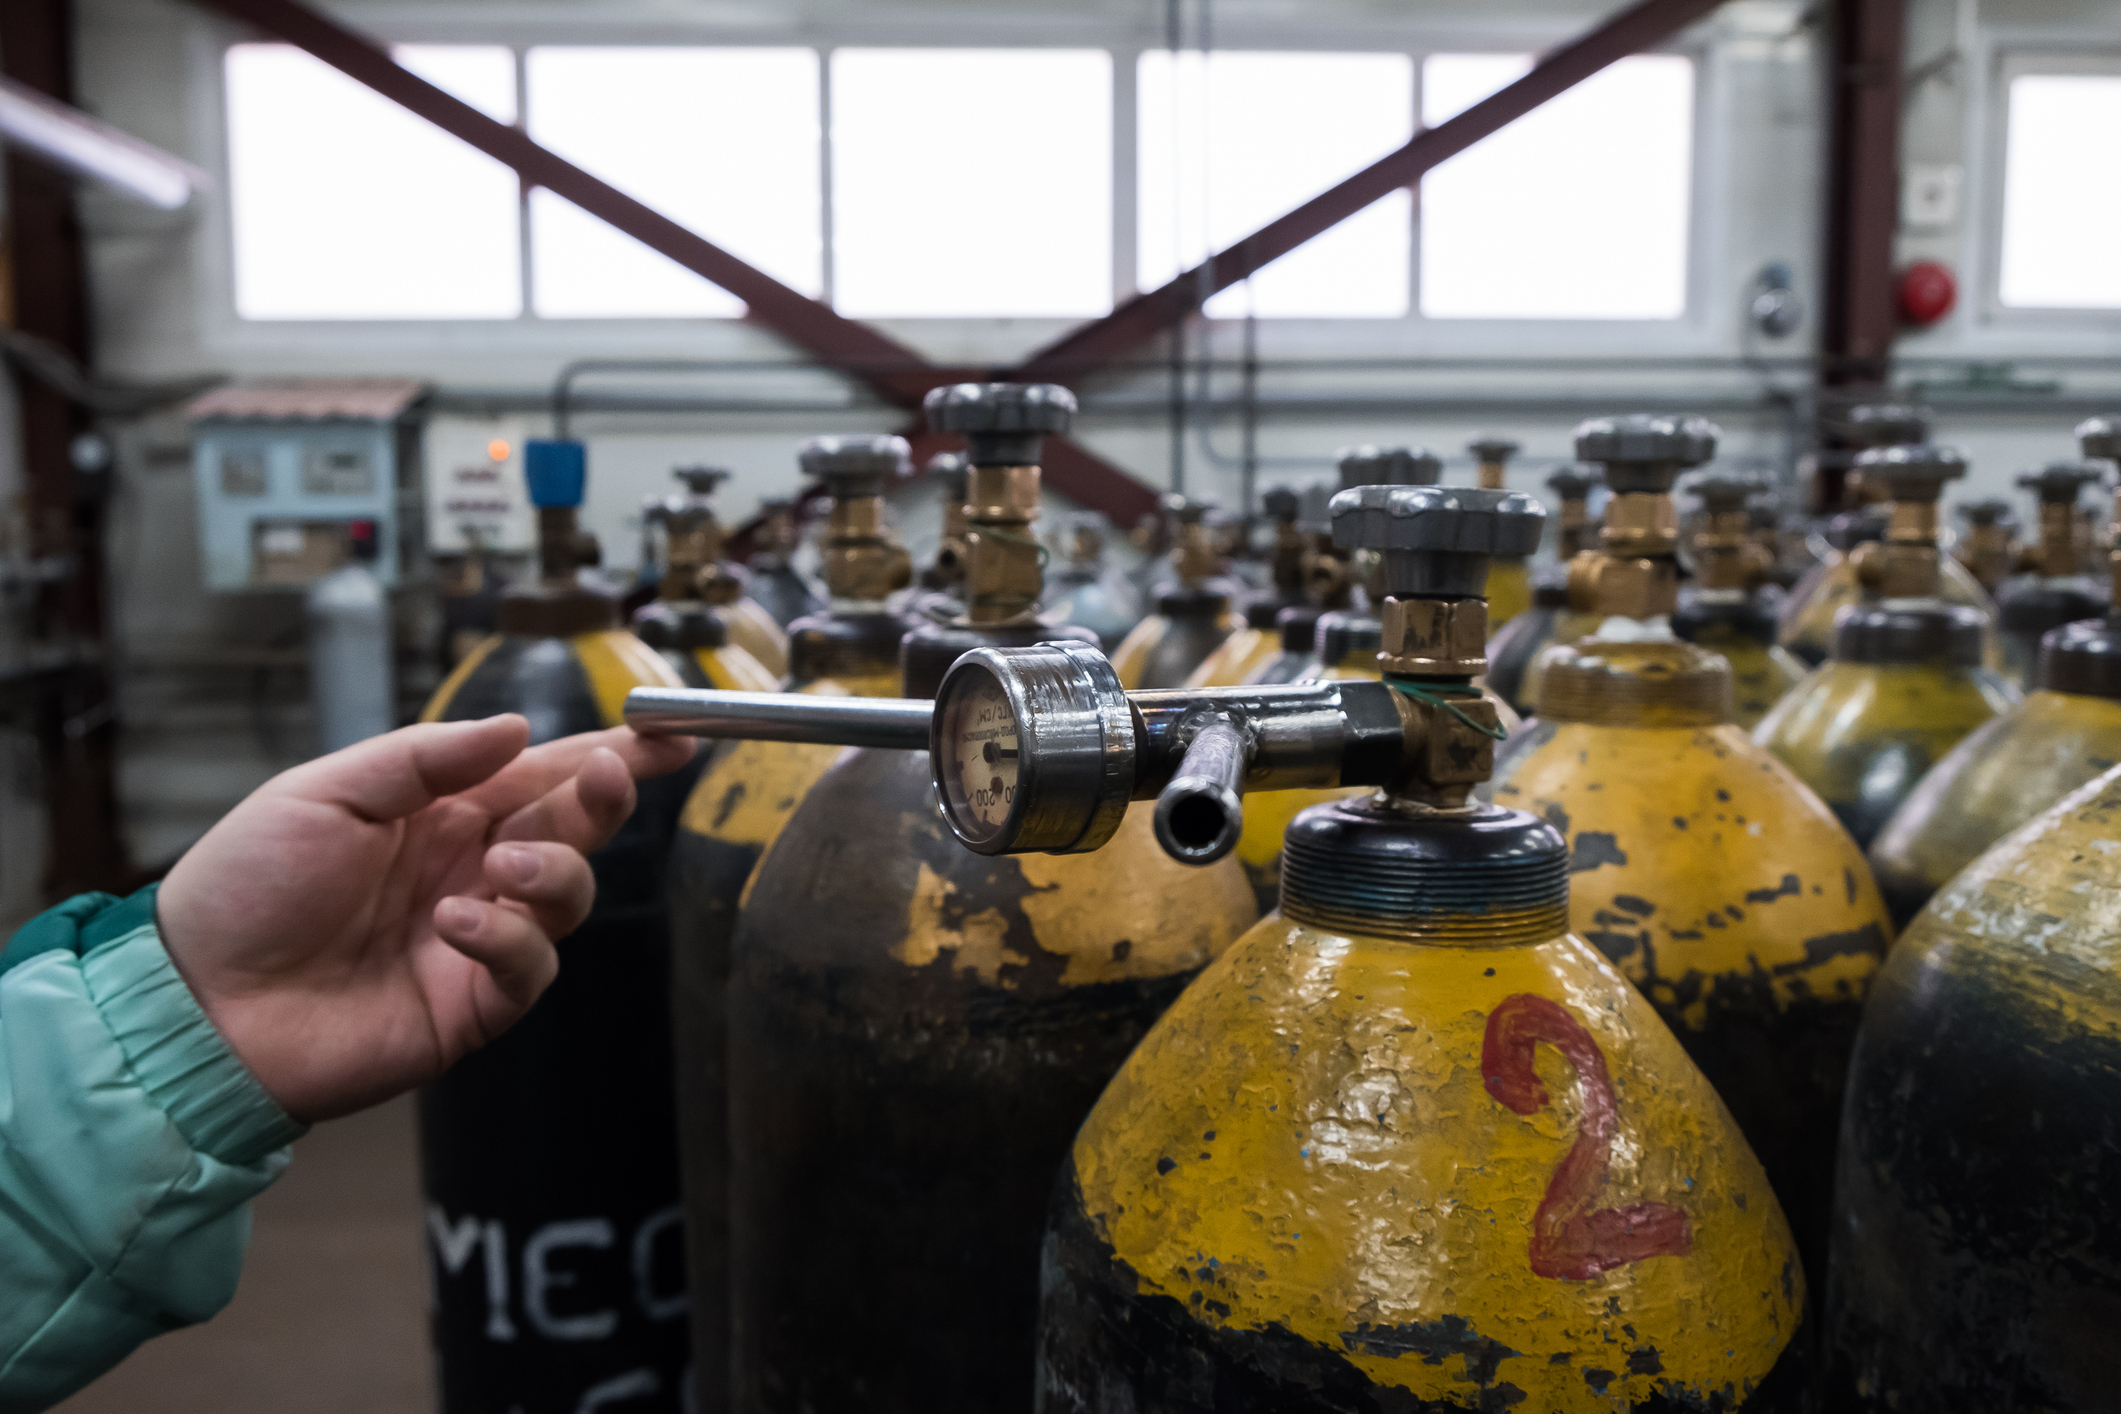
628;486;1543;866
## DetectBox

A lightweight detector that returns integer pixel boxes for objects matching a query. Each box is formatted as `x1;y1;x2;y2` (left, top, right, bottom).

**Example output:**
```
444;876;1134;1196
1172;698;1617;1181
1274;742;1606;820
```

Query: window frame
1975;45;2121;332
189;11;1722;362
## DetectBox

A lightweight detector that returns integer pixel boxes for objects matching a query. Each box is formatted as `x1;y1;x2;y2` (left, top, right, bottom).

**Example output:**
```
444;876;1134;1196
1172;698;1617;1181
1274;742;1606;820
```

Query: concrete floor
55;1094;436;1414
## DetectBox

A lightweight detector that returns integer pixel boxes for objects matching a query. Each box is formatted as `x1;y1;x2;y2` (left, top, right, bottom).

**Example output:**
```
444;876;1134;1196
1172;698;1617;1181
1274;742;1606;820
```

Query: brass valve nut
1566;553;1679;619
1379;596;1488;676
1600;490;1680;558
1335;445;1441;492
966;465;1041;524
1573;413;1718;493
1850;539;1942;599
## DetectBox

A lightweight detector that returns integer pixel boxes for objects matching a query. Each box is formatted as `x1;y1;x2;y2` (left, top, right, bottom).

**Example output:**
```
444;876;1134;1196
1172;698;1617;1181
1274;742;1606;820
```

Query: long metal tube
626;688;932;750
1153;716;1249;864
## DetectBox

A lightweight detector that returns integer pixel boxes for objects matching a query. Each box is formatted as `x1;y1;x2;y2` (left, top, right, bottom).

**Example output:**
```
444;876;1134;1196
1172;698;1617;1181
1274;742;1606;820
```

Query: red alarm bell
1897;260;1956;326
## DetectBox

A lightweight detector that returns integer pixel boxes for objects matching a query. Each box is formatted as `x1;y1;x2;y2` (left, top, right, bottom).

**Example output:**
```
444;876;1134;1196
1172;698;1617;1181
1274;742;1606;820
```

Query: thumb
261;715;534;822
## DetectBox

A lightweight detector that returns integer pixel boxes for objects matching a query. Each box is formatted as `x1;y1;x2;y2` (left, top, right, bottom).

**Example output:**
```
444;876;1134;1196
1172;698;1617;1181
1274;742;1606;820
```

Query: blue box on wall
186;378;429;590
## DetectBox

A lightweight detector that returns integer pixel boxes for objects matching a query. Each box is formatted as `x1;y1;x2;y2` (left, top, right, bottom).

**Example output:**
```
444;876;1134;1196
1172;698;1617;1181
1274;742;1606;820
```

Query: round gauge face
937;667;1023;847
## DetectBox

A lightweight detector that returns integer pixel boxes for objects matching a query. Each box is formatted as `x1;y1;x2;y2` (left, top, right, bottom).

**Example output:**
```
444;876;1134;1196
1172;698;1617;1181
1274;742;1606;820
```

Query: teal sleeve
0;890;305;1412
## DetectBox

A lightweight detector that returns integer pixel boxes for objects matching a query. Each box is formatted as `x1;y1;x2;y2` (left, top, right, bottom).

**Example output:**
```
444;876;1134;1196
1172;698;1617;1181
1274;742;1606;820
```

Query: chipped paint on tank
573;628;688;727
898;861;1023;983
1490;721;1891;1021
1068;913;1802;1410
1826;761;2121;1410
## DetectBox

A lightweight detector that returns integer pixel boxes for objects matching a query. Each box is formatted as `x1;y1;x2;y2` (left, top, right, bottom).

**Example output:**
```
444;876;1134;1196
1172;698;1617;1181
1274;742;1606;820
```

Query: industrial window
829;49;1113;318
1998;74;2121;310
224;43;522;320
1419;53;1694;320
526;47;822;318
1137;51;1414;319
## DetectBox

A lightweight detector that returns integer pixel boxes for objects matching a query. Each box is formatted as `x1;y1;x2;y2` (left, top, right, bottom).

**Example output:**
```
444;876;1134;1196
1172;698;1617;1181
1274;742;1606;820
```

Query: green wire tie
1386;678;1510;741
977;526;1051;568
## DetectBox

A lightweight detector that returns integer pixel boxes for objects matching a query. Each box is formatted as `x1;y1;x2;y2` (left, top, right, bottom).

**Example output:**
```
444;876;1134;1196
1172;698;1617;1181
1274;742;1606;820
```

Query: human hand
157;715;696;1123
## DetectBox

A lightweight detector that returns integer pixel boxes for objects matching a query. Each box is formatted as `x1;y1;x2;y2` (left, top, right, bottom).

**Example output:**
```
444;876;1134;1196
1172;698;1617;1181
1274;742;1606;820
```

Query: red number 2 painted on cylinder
1481;993;1693;1280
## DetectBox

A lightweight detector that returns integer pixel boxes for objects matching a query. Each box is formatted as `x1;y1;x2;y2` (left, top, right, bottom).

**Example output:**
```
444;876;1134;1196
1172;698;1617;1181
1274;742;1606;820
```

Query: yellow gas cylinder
1994;460;2109;688
1043;511;1145;652
1488;634;1891;1292
1185;486;1306;687
1673;471;1807;729
1035;484;1807;1410
1951;497;2019;595
665;433;916;1401
719;384;1258;1413
1520;414;1718;715
1869;486;2121;925
1486;461;1600;712
1470;431;1534;631
418;439;702;1412
744;495;828;629
642;465;792;679
1824;760;2121;1410
1108;495;1243;687
1757;444;2020;847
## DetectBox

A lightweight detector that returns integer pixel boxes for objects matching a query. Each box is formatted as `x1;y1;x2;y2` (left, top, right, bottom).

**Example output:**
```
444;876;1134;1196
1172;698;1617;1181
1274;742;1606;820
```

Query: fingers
492;747;637;854
433;895;560;1034
264;716;533;823
458;726;695;821
483;841;596;943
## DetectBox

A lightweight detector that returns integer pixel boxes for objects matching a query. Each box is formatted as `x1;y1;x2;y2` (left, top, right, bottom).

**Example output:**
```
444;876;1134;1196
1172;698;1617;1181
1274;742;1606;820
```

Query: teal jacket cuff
0;885;303;1164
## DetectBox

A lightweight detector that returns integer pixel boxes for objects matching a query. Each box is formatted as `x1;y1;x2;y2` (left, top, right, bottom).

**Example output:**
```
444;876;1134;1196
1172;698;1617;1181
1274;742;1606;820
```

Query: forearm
0;894;302;1411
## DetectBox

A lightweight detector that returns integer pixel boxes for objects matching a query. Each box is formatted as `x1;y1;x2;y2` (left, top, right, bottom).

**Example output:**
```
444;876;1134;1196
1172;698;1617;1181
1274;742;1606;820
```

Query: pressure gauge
931;641;1138;855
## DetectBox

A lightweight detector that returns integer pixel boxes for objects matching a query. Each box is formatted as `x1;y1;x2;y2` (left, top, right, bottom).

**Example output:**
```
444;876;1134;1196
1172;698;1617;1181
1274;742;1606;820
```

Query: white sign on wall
424;415;537;554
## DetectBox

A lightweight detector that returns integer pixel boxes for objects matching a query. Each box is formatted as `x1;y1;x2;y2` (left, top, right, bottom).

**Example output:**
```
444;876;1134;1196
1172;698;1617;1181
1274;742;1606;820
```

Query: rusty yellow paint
715;598;791;679
1902;763;2121;1040
1753;660;2020;814
571;628;687;727
888;800;1255;987
897;861;1021;982
1486;558;1533;634
1491;720;1891;1025
1072;913;1802;1408
1016;802;1256;985
1186;626;1279;688
695;643;781;692
420;635;501;723
1869;689;2121;909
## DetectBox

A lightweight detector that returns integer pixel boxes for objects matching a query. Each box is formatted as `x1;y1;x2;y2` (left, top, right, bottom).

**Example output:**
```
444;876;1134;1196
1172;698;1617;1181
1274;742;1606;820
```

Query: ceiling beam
1012;0;1732;385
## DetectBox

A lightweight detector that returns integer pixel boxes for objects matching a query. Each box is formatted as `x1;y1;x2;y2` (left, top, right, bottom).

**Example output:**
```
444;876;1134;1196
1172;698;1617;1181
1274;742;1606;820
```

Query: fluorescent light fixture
0;75;206;210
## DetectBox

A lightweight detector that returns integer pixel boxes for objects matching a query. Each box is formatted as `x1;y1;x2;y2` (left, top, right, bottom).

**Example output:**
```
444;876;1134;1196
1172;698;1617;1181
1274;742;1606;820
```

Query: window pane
1139;51;1413;319
832;49;1111;318
1999;75;2121;310
527;47;821;319
226;43;521;320
1420;53;1693;320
